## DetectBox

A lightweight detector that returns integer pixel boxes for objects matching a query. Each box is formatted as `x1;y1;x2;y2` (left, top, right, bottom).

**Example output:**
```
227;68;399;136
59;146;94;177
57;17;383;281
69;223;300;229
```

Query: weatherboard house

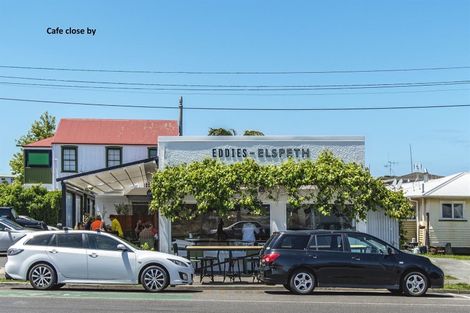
23;119;399;252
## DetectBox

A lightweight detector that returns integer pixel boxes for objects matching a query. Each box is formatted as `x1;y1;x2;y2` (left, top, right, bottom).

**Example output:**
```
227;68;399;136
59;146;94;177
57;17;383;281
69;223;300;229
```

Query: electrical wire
0;96;469;111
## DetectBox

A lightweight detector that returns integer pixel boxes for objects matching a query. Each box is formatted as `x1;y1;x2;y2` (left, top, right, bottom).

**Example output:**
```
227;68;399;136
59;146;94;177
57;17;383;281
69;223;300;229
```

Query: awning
57;158;157;195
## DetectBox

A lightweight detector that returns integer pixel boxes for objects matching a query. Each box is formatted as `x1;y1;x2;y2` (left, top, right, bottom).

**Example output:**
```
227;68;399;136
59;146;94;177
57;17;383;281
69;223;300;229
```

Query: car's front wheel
402;271;428;296
141;265;169;292
289;269;315;295
29;263;57;290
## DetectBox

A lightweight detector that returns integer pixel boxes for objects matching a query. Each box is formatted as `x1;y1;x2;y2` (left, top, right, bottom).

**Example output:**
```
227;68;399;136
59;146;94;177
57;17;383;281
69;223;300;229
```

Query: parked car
5;230;194;292
208;221;270;240
0;217;34;252
258;230;444;296
0;207;48;230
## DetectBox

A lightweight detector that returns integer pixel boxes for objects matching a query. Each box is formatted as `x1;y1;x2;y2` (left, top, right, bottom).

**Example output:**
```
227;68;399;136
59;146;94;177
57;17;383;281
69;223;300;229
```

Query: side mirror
387;247;395;255
117;244;128;251
56;223;63;229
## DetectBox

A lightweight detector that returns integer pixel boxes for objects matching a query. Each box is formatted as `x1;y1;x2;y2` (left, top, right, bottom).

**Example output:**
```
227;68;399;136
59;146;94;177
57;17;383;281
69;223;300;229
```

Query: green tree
243;130;265;136
208;128;236;136
9;112;56;182
150;151;412;222
0;182;61;225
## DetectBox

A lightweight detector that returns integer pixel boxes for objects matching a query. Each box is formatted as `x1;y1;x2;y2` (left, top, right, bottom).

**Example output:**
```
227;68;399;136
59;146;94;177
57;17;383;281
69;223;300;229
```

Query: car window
0;222;5;231
25;234;53;246
313;234;344;252
55;233;84;249
275;234;310;250
0;218;23;230
347;233;388;254
87;234;121;251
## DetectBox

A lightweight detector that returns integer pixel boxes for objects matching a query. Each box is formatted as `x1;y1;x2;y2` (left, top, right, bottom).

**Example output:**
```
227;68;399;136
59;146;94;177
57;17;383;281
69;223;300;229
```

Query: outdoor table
185;245;263;274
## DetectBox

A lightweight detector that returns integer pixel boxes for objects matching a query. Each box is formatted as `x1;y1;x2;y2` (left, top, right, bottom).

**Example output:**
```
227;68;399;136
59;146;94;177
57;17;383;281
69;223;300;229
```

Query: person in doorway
242;222;259;244
139;223;155;249
109;214;123;237
135;219;144;238
84;216;94;230
74;222;84;230
216;218;226;240
91;215;104;231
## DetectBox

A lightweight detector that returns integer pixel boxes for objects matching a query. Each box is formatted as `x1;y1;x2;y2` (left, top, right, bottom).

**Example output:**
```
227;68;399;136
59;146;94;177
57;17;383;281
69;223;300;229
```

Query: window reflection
287;204;354;231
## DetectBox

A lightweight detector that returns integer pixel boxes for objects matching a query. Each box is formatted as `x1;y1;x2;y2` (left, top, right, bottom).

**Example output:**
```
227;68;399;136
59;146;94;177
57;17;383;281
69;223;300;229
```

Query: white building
157;136;399;253
23;118;179;230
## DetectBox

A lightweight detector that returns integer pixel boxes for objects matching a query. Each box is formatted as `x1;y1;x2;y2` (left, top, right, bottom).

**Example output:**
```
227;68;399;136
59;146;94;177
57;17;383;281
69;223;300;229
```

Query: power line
1;74;470;89
0;96;469;111
0;64;469;75
1;80;469;91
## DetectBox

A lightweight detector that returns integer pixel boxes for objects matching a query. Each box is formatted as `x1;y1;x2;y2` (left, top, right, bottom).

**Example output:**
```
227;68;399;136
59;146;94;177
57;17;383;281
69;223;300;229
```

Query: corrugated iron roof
25;118;179;147
24;136;55;148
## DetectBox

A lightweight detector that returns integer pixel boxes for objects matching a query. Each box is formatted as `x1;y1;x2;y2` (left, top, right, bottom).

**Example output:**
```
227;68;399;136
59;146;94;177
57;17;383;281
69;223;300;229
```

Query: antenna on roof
384;160;398;176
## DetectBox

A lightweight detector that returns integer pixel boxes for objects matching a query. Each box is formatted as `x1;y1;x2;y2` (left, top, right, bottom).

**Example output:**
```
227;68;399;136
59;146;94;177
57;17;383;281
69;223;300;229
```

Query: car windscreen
0;218;24;230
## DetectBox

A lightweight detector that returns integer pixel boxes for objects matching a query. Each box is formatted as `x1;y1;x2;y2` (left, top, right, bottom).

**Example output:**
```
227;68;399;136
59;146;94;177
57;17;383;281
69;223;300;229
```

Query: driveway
430;257;470;284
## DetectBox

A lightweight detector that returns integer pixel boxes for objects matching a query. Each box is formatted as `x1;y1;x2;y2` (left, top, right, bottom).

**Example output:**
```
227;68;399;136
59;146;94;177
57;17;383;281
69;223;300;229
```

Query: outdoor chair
199;251;217;283
223;253;242;282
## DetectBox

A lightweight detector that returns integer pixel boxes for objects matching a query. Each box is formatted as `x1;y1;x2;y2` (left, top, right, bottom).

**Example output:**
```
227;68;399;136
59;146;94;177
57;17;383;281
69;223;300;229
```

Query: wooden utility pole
178;96;183;136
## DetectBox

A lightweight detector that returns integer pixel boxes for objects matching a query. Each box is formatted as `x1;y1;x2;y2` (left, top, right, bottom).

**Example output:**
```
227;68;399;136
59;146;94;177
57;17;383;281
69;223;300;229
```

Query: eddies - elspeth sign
212;147;311;159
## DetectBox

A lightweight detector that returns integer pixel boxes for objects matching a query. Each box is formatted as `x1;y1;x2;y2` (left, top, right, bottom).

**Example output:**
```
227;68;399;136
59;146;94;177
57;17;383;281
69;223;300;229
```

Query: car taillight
261;252;280;264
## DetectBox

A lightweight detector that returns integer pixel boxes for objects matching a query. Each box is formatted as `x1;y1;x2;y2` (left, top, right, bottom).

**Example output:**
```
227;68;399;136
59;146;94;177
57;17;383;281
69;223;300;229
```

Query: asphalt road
0;286;469;313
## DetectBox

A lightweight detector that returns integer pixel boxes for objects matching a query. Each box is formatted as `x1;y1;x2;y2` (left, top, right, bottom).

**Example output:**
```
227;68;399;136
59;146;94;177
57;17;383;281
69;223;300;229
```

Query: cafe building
157;136;400;254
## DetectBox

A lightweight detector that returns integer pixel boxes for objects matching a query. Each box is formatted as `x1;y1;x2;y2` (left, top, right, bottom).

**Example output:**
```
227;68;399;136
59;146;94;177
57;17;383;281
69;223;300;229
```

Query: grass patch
423;254;470;260
445;275;457;280
444;283;470;291
0;278;26;283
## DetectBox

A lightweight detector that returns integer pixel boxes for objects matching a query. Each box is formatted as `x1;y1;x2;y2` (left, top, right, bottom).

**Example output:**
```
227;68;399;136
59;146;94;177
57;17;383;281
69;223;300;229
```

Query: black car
0;207;47;230
208;221;270;240
259;230;444;296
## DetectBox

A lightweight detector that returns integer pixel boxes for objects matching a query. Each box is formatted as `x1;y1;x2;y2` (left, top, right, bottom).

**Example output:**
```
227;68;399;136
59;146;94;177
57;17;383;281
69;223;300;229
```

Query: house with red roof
23;118;179;230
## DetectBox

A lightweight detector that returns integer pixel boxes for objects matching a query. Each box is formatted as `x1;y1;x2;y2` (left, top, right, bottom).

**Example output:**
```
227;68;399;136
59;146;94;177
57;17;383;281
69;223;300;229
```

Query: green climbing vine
150;151;412;222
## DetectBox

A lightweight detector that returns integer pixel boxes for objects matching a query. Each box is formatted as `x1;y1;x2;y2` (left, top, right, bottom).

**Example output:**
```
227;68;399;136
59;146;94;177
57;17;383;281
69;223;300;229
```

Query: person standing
216;218;225;240
91;215;104;231
139;223;155;248
242;222;259;244
109;214;123;237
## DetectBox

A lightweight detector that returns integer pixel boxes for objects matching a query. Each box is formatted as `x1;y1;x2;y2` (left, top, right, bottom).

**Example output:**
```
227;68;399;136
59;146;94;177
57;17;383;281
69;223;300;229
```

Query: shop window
62;146;77;172
287;205;354;230
106;147;122;167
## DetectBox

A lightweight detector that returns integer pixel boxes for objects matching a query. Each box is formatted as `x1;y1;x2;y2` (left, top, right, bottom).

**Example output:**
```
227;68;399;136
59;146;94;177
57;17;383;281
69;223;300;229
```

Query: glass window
314;234;344;252
287;205;354;231
62;147;77;172
442;203;464;219
87;234;121;250
0;223;5;231
56;234;83;249
347;233;388;254
148;147;158;158
106;147;122;167
275;235;310;250
26;234;53;246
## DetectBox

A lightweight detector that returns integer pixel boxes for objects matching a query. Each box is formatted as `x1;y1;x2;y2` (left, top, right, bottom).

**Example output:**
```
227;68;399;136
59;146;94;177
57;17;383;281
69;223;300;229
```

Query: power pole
409;144;413;173
178;96;183;136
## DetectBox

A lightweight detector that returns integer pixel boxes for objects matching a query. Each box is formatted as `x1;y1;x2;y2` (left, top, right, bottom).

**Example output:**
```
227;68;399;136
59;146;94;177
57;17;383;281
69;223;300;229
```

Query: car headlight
7;248;23;256
168;259;189;267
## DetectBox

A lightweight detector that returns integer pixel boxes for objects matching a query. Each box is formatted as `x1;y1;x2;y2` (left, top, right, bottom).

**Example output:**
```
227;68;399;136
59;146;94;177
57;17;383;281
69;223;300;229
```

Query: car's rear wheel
283;283;291;291
29;263;56;290
289;269;315;295
141;265;169;292
402;271;428;297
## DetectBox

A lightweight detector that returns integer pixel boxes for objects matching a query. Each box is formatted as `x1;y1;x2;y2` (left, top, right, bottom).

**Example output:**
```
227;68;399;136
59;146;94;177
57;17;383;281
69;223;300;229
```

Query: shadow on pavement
264;290;455;298
11;286;202;294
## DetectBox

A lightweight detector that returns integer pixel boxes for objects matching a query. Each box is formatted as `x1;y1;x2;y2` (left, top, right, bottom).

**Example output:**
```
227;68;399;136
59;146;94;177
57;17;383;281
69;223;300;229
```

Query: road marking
450;293;470;300
0;290;468;307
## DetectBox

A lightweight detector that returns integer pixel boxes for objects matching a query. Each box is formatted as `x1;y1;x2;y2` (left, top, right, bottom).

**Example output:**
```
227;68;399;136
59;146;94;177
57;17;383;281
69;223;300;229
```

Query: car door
307;233;352;286
86;233;136;282
345;233;398;287
47;233;88;279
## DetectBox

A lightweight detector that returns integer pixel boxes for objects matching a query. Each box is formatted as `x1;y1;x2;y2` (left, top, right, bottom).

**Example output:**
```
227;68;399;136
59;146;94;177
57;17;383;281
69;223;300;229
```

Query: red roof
24;136;55;148
24;118;179;147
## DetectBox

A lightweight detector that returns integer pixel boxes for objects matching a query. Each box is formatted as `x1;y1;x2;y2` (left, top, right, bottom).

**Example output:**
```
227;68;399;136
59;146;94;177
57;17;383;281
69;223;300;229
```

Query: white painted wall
52;144;155;189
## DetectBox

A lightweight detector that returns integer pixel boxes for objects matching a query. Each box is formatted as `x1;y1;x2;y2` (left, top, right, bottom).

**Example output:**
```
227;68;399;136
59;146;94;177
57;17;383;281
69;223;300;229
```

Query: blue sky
0;0;469;176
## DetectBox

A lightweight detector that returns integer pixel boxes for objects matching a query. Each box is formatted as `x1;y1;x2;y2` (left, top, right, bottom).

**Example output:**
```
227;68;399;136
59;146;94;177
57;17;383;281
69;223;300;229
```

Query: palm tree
208;128;237;136
243;130;265;136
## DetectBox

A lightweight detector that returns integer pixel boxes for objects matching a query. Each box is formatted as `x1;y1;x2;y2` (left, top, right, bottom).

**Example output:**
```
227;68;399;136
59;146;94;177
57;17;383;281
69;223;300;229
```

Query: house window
106;147;122;167
148;147;158;159
441;202;464;219
25;150;51;167
61;146;77;172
